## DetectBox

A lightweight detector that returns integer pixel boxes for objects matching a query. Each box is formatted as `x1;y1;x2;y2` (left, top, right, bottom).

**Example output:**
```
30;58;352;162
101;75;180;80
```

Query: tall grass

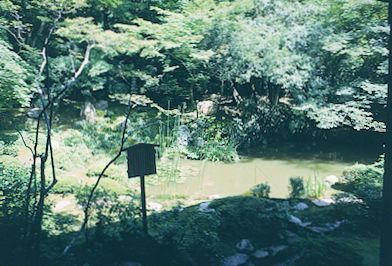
305;174;327;199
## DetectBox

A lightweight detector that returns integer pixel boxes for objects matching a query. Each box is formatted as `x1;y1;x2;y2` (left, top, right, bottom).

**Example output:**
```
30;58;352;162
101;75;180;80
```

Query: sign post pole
140;174;148;234
126;143;159;235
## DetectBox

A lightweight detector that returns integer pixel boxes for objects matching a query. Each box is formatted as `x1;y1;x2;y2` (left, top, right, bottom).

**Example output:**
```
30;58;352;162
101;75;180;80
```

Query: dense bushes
186;116;239;162
233;100;314;148
0;156;30;265
251;182;271;198
289;177;305;199
295;238;363;266
338;158;383;205
289;175;327;199
0;156;29;223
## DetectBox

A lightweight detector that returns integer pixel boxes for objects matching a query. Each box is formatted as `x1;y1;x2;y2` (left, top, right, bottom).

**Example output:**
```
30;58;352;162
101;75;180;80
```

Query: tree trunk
380;1;392;265
268;85;280;106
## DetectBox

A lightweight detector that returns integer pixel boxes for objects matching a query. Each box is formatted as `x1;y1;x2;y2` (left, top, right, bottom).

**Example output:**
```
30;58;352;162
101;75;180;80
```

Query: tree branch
62;98;133;255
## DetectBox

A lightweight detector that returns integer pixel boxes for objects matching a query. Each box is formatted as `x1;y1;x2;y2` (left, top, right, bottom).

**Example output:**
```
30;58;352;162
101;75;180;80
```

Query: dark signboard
127;143;158;178
125;143;159;234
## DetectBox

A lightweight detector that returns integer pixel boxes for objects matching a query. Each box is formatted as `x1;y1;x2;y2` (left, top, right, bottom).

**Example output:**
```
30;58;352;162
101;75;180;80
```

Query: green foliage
0;156;29;220
187;116;239;162
78;119;124;155
75;186;140;236
336;157;383;206
190;140;239;162
151;207;221;265
208;197;290;255
296;238;363;266
0;155;30;264
289;177;305;199
233;99;315;147
304;175;328;199
0;140;18;156
290;175;327;199
0;40;32;108
251;182;271;198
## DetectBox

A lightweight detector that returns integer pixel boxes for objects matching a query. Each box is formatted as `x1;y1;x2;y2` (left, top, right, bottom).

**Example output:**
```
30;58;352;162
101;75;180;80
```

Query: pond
148;147;381;199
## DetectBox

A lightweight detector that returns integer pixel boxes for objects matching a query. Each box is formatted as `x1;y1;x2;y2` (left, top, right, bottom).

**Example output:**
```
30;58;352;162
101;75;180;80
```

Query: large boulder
197;100;217;116
177;125;191;147
198;201;215;213
80;101;96;123
27;107;41;119
236;239;254;254
253;249;269;259
148;202;163;212
324;175;339;186
293;202;309;211
312;198;335;207
222;253;249;266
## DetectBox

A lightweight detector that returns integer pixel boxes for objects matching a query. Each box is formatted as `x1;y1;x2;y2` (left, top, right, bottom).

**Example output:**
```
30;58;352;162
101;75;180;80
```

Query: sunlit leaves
0;40;32;108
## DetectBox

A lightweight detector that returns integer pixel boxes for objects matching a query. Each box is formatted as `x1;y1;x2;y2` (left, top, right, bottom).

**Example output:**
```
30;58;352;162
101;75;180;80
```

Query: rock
253;249;269;259
80;102;96;123
284;231;301;244
53;200;71;212
196;137;205;147
197;100;217;116
307;226;329;234
174;206;184;212
96;100;109;110
27;107;41;119
177;125;191;147
118;195;132;202
312;198;335;207
269;245;288;256
222;253;249;266
293;202;309;211
236;239;254;253
337;196;363;204
288;215;311;227
324;175;339;186
308;220;345;234
198;201;215;213
148;202;163;212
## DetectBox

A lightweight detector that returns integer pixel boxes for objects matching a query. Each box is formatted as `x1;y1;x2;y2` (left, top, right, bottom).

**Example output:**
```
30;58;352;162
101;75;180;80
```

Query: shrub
251;182;271;198
334;157;384;218
187;116;239;162
296;238;363;266
150;206;221;265
0;156;30;221
75;186;140;237
51;176;82;194
289;177;305;199
0;156;30;265
305;175;327;199
0;140;18;156
209;196;289;243
190;140;239;162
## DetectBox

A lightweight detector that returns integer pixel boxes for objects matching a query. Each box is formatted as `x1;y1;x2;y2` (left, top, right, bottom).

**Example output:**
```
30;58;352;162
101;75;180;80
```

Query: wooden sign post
126;143;159;234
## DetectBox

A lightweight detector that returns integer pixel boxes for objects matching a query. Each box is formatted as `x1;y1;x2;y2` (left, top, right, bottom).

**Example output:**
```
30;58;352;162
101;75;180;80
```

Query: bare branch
13;125;34;157
62;97;133;255
74;43;94;79
0;25;23;45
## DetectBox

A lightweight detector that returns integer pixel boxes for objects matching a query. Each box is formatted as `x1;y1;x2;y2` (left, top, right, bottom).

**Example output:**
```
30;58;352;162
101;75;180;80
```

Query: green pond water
148;149;379;199
1;107;382;200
